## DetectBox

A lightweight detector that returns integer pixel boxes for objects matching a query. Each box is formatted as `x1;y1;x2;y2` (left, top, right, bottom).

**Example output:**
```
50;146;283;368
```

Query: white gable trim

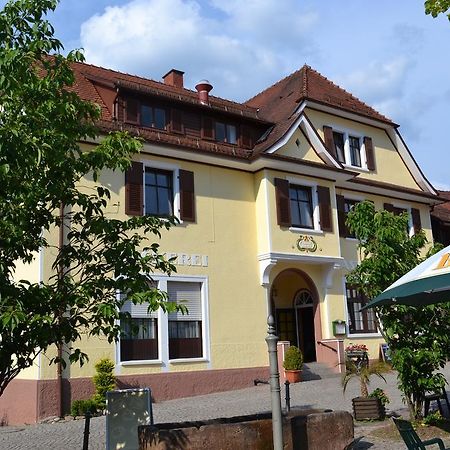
265;113;342;169
386;129;437;196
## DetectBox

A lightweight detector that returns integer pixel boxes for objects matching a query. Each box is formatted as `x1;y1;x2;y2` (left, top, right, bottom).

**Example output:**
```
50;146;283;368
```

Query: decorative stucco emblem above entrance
296;235;317;253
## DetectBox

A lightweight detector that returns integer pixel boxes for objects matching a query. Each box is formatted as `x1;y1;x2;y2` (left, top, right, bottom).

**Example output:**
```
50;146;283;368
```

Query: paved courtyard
1;364;449;449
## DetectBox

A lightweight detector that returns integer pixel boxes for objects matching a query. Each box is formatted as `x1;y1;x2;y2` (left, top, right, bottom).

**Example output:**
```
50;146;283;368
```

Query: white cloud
337;57;413;106
80;0;318;101
431;181;450;192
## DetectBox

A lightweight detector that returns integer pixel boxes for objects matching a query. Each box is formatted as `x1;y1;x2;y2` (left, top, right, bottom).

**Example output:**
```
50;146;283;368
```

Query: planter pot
352;397;385;421
285;370;302;383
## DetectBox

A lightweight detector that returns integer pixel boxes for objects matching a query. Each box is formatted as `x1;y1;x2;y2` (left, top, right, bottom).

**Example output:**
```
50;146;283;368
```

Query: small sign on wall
380;343;392;363
296;235;317;253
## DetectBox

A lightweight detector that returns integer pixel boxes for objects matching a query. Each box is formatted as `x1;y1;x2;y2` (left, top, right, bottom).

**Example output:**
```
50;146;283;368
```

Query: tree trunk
360;380;369;398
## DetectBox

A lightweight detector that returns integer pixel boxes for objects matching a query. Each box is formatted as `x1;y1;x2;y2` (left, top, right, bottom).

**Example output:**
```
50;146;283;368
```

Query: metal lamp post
265;314;283;450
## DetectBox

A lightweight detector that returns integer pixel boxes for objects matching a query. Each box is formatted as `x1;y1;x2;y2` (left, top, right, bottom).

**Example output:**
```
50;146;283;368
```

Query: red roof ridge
72;60;259;114
302;64;309;98
244;65;306;104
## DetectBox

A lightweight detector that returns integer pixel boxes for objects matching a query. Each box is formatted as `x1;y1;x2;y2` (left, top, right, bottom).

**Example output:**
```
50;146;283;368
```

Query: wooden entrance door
275;289;317;363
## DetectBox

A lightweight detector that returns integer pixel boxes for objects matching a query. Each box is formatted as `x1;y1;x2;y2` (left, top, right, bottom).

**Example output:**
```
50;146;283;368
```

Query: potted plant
342;360;389;420
283;346;303;383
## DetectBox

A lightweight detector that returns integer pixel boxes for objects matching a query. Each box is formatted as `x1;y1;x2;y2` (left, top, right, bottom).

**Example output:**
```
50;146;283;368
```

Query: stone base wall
0;366;269;425
0;379;39;425
138;409;354;450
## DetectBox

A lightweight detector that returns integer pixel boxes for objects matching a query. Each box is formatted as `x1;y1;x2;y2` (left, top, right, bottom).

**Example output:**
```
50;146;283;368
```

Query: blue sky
3;0;450;189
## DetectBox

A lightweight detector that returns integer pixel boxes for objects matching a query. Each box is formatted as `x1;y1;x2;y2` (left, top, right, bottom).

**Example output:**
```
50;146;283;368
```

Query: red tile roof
70;61;396;162
246;65;396;154
432;191;450;222
71;61;263;122
246;64;394;125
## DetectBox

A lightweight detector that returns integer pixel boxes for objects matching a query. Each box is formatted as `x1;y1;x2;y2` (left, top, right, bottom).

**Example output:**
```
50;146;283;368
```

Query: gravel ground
1;364;449;449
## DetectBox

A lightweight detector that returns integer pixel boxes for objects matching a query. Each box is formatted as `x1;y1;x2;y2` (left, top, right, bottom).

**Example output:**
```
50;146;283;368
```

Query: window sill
169;357;208;364
120;359;163;366
343;164;369;172
140;125;168;133
347;333;381;338
289;227;324;235
344;237;358;242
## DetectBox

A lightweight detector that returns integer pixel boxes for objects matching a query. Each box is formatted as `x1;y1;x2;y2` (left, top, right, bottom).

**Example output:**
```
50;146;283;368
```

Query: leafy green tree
346;201;450;420
425;0;450;20
0;0;180;397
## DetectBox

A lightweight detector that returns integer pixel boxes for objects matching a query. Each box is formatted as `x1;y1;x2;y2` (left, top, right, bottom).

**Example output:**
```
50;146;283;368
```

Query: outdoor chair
424;388;450;418
393;418;450;449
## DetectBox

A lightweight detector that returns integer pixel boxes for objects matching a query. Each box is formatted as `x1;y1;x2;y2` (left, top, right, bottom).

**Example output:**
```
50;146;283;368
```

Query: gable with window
275;178;332;232
323;126;375;171
346;284;377;334
125;161;195;222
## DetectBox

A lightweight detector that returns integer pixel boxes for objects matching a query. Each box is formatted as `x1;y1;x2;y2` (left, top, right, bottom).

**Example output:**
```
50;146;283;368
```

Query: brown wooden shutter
126;98;139;124
411;208;422;233
202;117;214;140
323;126;337;160
384;203;395;213
317;186;333;232
179;170;195;222
171;109;184;134
336;194;347;237
241;125;253;149
125;162;143;216
364;136;376;171
275;178;291;227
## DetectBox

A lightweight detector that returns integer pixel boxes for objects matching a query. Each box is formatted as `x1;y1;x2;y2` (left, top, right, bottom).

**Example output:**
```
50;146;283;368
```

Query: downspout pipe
56;202;64;418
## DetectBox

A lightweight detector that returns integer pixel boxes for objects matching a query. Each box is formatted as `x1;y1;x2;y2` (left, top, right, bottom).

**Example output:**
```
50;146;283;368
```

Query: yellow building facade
1;64;440;424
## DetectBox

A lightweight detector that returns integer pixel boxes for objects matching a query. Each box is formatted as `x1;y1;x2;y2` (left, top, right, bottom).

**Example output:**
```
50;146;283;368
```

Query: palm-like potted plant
283;346;303;383
342;360;389;420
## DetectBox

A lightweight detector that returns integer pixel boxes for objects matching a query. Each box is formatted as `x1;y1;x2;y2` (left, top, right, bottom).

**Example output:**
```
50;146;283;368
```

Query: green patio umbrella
363;244;450;309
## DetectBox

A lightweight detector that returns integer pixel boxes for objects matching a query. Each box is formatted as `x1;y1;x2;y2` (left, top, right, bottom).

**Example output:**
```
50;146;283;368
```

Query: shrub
421;411;444;426
92;358;116;408
71;399;98;417
368;388;390;406
283;346;303;371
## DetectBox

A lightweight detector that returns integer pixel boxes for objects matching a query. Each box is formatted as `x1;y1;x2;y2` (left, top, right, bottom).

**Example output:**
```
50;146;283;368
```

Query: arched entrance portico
271;269;321;363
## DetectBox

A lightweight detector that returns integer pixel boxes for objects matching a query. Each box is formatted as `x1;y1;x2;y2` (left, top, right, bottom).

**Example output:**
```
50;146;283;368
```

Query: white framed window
142;160;180;220
386;203;414;236
330;127;367;169
345;284;377;334
118;275;210;365
286;177;321;232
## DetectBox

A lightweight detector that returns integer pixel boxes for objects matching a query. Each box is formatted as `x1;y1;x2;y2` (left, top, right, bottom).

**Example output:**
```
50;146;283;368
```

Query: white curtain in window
167;281;202;320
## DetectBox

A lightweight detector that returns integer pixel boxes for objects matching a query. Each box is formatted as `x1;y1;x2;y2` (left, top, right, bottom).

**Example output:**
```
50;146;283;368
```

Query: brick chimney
195;80;213;105
162;69;184;88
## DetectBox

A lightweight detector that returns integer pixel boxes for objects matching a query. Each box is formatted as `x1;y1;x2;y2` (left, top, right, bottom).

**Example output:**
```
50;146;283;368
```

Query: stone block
138;409;353;450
